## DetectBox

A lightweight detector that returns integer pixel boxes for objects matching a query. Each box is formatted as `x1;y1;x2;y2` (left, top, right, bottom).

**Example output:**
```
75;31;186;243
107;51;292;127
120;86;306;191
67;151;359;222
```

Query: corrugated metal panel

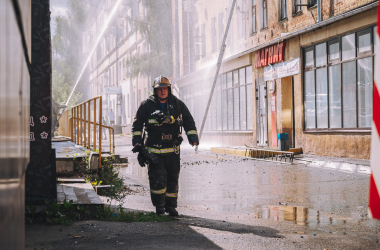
0;0;31;249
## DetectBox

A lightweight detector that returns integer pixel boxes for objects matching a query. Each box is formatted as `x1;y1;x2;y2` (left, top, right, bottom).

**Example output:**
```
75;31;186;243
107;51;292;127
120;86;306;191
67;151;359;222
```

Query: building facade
86;0;151;132
173;0;377;159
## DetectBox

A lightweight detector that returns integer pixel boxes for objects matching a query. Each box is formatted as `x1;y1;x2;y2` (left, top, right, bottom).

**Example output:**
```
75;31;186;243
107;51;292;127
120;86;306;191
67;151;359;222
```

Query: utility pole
195;0;236;152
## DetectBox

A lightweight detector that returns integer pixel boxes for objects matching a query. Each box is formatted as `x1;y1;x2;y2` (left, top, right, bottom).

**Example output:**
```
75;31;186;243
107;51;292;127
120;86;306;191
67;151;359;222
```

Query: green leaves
126;0;173;80
52;0;88;106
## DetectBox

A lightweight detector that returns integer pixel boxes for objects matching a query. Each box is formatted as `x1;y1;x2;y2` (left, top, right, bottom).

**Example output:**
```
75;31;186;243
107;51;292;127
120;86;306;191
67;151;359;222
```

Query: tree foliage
52;0;88;106
52;70;81;107
126;0;173;79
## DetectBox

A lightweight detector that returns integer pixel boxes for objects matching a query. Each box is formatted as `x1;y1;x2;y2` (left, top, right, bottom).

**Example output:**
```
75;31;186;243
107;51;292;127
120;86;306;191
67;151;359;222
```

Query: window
303;27;375;130
119;62;121;84
212;17;217;52
218;12;224;47
250;0;257;34
280;0;287;20
180;66;253;131
309;0;317;7
113;66;115;86
260;0;268;29
293;0;302;14
238;0;246;39
195;28;200;60
202;24;206;57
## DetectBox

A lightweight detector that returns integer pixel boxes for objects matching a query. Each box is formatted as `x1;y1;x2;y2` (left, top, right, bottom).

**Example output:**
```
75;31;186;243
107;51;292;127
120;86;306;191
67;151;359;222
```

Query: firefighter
131;76;199;216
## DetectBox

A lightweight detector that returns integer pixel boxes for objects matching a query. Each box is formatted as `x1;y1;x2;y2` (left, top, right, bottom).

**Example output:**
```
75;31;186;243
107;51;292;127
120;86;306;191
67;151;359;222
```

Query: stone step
57;182;103;213
57;178;86;183
53;140;127;174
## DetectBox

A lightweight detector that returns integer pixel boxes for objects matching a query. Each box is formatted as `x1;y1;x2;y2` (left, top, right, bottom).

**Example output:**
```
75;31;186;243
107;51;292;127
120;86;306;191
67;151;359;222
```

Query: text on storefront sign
254;42;286;68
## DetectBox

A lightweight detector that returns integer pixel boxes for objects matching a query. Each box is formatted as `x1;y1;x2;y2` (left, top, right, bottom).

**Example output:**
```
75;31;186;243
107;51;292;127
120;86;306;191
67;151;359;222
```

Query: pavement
25;134;380;249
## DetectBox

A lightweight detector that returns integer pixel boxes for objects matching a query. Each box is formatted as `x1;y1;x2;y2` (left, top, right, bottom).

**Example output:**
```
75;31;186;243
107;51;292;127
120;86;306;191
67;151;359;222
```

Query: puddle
247;205;369;227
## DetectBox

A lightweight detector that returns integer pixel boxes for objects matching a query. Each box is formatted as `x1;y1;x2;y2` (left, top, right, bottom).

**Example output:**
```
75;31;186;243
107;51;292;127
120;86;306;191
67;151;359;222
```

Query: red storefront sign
254;42;286;68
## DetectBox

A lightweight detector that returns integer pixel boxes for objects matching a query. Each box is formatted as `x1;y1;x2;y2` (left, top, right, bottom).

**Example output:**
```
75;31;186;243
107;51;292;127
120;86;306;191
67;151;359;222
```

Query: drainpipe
317;0;322;22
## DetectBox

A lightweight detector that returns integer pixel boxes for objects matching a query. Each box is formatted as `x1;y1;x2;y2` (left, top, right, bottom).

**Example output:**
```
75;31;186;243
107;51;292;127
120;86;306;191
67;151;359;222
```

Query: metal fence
70;96;115;169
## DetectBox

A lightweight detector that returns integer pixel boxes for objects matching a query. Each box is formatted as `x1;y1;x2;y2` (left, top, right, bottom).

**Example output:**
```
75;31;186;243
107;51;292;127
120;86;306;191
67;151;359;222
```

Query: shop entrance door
256;77;268;146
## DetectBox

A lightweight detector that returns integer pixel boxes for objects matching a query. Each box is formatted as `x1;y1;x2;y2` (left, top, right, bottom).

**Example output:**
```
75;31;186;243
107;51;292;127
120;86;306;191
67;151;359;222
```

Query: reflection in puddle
250;205;365;227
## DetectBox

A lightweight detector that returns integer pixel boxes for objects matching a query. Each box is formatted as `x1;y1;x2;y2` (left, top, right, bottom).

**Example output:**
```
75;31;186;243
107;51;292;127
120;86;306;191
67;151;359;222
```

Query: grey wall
0;0;31;249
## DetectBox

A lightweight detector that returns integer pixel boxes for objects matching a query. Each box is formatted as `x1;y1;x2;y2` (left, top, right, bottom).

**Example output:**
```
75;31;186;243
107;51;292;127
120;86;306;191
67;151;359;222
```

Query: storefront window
342;33;356;61
328;64;341;128
247;84;253;130
303;26;375;130
357;57;373;127
316;68;328;128
358;33;371;53
315;43;327;67
328;40;340;62
227;88;233;130
342;61;356;128
304;71;315;128
240;86;247;130
180;65;253;132
234;87;240;129
227;72;233;88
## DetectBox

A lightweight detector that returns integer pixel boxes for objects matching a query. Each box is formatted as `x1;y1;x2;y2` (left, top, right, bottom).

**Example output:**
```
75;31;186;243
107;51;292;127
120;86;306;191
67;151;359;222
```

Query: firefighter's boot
156;206;165;215
165;207;178;216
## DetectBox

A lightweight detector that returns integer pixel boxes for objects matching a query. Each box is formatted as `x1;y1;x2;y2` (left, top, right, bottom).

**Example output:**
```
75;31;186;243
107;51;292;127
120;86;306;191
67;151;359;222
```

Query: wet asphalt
25;135;380;249
115;135;380;249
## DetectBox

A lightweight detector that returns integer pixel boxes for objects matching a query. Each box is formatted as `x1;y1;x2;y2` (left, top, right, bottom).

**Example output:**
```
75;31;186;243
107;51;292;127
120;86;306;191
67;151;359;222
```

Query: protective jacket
132;94;199;154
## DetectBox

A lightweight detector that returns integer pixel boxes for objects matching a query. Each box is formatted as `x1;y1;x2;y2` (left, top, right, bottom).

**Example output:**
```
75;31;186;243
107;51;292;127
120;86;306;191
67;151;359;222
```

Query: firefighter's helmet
153;76;171;89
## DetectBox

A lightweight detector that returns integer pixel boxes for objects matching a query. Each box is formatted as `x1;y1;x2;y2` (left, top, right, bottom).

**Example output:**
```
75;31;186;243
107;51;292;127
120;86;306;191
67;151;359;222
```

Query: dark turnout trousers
148;153;180;208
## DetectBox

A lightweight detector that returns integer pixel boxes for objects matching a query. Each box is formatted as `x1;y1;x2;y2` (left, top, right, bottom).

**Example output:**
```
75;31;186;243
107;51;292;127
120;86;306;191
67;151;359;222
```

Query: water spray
195;0;236;152
65;0;122;106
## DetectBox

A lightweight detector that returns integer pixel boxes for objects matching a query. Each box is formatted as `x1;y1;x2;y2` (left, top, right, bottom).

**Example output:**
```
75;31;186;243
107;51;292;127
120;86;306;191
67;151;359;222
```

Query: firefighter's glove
132;144;143;153
187;134;199;145
142;149;160;165
137;152;146;167
174;134;183;146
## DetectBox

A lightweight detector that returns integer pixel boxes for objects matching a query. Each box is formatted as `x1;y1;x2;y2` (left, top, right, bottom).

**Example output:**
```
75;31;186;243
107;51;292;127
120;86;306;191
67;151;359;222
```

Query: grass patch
26;200;174;226
96;206;174;223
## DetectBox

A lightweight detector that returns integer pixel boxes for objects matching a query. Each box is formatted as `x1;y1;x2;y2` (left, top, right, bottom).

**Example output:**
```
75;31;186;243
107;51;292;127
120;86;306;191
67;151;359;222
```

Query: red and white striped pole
369;5;380;220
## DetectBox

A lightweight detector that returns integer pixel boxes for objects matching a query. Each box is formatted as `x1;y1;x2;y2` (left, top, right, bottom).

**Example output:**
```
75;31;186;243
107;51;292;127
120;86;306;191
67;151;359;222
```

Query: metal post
109;129;112;153
76;106;79;145
99;96;102;169
79;104;82;145
88;100;91;148
113;128;115;154
70;109;73;142
93;99;97;151
72;108;75;142
195;0;236;151
84;103;87;148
